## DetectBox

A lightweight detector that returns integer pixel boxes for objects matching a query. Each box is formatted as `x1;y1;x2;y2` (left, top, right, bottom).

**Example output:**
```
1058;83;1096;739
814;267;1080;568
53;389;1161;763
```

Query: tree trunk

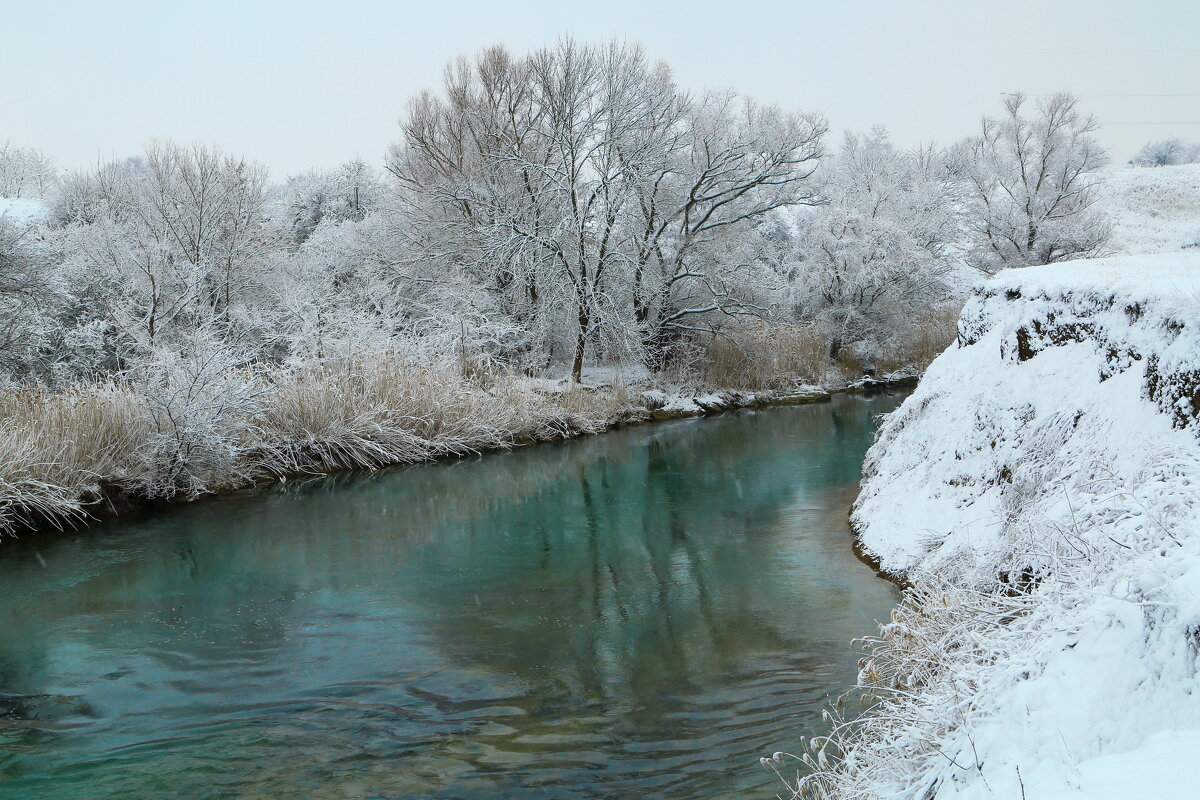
828;336;842;361
572;302;588;383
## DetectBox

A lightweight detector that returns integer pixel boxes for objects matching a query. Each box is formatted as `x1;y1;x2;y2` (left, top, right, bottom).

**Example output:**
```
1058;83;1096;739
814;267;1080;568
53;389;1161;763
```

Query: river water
0;392;904;800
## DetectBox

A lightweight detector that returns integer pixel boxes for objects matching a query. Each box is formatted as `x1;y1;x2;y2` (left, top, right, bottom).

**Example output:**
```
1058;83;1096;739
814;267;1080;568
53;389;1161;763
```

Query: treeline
3;42;1114;386
0;40;1117;515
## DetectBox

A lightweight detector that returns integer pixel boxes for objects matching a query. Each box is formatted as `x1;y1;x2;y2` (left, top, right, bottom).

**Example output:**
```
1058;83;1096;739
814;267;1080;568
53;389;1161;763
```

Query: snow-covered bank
811;251;1200;799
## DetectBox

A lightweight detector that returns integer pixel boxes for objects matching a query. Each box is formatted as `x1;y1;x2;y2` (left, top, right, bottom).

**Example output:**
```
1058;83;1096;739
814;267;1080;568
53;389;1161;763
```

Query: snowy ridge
846;251;1200;798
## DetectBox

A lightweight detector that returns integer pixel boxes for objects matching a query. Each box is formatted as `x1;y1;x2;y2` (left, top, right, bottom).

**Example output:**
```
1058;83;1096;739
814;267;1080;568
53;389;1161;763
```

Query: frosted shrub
1128;138;1200;168
128;332;265;499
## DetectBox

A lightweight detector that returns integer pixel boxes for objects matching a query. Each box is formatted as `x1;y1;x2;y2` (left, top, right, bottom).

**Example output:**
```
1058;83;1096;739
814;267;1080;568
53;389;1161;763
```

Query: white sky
4;0;1198;179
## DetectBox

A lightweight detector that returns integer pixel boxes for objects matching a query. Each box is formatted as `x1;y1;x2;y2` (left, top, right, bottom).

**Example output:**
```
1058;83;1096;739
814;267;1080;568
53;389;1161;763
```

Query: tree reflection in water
0;393;903;800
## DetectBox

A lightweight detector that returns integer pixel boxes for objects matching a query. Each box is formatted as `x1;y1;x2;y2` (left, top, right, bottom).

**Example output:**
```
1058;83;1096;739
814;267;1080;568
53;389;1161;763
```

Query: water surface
0;393;903;799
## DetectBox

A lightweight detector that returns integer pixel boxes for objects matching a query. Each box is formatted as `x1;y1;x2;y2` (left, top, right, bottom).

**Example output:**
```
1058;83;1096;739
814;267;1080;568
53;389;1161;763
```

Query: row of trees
1;42;1114;388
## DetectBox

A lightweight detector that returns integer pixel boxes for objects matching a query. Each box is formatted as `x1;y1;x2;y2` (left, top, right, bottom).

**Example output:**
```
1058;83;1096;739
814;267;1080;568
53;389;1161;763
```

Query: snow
1076;730;1200;800
857;250;1200;574
849;247;1200;799
1098;164;1200;255
0;197;47;224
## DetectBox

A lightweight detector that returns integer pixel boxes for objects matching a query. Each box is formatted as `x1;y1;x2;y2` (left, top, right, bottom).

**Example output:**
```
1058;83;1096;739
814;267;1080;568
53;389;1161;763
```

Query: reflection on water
0;393;903;800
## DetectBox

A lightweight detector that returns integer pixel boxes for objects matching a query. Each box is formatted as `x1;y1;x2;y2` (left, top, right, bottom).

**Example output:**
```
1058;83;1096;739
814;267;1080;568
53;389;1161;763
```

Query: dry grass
0;385;152;533
701;322;831;389
0;360;643;535
876;305;962;375
253;360;639;476
702;307;963;389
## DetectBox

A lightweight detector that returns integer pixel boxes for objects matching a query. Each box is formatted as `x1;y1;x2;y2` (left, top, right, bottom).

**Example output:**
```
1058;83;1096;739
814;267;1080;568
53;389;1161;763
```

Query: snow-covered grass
784;250;1200;799
0;363;649;535
1098;163;1200;255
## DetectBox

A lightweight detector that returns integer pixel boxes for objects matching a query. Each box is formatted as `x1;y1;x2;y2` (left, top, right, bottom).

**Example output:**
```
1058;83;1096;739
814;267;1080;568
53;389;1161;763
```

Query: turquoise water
0;392;903;799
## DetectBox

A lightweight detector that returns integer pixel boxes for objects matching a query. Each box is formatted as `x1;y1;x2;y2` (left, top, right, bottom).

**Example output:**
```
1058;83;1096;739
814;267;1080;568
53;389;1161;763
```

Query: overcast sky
4;0;1198;179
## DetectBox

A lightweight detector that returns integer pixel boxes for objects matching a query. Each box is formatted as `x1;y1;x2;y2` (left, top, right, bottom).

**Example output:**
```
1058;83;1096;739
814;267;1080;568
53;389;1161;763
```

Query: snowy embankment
835;251;1200;799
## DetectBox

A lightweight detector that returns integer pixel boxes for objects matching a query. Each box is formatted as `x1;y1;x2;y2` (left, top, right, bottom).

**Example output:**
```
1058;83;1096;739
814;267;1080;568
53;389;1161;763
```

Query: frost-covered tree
59;142;273;360
799;129;960;360
389;40;825;380
390;41;674;379
0;143;55;198
626;90;825;368
277;158;383;245
1128;137;1200;167
262;208;521;369
37;143;280;494
0;216;62;376
958;92;1110;274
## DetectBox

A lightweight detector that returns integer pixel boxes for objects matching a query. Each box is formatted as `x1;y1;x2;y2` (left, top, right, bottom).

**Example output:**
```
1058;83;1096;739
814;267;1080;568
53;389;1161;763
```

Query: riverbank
785;250;1200;799
0;362;918;540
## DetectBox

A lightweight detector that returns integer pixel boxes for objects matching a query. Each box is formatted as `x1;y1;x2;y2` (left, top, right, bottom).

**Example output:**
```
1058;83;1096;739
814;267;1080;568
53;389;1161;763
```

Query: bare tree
959;92;1110;274
800;129;959;361
0;143;55;199
389;40;826;380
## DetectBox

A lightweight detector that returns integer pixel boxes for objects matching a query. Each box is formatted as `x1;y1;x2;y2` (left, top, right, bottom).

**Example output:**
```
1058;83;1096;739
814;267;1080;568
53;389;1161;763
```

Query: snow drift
842;250;1200;799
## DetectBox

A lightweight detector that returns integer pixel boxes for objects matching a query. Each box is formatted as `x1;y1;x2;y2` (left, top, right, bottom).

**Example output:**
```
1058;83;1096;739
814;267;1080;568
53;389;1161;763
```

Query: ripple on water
0;394;905;800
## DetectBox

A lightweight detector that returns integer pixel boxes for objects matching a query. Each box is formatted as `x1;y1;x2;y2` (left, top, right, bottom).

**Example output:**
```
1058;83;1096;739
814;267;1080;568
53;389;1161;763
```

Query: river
0;392;904;800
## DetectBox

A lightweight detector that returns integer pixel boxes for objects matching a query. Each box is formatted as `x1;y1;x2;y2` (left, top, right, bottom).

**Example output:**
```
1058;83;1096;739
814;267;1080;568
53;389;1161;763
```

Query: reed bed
701;323;830;389
0;386;152;534
252;361;632;475
0;361;642;536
